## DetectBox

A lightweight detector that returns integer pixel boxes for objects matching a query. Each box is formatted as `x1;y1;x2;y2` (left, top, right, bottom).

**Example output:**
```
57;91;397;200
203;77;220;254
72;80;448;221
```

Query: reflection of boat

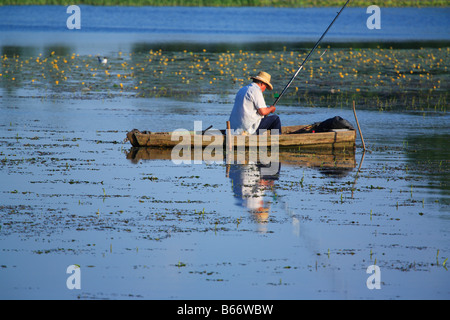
125;147;356;173
126;124;356;149
126;147;356;230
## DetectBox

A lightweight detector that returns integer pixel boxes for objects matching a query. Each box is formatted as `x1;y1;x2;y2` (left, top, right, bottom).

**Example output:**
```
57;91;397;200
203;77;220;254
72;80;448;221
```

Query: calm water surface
0;94;448;299
1;6;449;54
0;6;449;300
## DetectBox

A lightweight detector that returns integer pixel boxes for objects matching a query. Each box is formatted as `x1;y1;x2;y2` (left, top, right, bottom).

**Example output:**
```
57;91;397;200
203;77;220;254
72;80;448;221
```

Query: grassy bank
0;0;448;7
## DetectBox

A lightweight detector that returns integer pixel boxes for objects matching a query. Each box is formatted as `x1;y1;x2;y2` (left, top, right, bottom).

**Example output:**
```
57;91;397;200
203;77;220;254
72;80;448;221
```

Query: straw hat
251;71;273;90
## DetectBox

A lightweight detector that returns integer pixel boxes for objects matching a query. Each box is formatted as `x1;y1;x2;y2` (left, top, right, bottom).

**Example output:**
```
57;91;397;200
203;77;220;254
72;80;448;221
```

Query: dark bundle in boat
290;116;355;134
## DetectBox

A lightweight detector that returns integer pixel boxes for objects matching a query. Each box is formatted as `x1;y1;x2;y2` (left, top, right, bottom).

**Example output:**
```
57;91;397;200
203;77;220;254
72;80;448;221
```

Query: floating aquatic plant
1;46;447;112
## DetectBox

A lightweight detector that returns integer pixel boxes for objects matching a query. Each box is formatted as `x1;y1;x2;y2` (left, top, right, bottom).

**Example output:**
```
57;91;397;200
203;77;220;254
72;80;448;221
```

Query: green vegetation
1;45;448;112
0;0;448;7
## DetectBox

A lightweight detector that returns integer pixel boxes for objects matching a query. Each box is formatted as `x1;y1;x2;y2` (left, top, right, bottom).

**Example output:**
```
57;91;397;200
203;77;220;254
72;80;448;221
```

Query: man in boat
229;71;281;135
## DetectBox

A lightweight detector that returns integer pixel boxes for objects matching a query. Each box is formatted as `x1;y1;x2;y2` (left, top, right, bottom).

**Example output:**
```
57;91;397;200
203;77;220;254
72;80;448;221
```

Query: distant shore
0;0;448;7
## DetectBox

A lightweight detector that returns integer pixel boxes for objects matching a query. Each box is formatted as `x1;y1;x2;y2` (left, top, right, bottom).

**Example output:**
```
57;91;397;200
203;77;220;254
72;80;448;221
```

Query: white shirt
229;164;264;211
229;83;267;135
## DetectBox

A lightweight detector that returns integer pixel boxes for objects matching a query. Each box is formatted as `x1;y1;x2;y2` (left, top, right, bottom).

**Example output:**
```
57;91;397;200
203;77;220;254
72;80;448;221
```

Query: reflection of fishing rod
272;0;351;107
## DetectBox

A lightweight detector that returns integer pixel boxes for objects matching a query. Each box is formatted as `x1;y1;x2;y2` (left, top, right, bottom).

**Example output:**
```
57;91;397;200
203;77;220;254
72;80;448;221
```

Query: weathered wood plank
128;125;356;149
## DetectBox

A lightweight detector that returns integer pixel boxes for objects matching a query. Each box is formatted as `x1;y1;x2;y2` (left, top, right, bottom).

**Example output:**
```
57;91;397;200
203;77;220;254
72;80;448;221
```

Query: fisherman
229;71;281;135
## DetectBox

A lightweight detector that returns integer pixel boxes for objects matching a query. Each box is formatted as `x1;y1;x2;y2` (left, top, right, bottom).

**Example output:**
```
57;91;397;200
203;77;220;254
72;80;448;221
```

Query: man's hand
258;106;276;116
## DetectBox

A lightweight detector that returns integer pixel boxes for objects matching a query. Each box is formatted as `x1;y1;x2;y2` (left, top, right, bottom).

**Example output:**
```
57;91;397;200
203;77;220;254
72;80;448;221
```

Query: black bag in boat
290;116;355;134
288;116;355;134
314;116;355;132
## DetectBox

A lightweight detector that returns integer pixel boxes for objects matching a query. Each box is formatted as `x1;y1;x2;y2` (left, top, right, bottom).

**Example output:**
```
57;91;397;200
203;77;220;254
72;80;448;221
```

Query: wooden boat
126;124;356;150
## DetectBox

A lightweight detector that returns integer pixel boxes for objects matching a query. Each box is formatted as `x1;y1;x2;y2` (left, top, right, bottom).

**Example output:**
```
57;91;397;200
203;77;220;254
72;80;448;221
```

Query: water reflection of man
228;162;281;225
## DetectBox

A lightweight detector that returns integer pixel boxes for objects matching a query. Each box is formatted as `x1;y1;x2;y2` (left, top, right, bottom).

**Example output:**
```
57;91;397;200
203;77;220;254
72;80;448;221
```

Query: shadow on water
2;40;449;57
131;40;450;54
405;133;450;204
1;45;73;58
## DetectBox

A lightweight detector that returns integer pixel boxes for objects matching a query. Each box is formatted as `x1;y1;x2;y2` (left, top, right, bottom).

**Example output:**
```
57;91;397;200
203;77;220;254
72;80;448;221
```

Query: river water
1;6;449;53
0;6;449;300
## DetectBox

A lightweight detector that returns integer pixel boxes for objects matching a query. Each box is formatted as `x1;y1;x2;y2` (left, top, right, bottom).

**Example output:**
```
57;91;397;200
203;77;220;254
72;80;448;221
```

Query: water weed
1;46;447;112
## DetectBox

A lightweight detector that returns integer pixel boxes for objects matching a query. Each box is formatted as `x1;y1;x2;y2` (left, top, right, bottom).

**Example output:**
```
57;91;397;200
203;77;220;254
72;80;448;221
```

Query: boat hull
126;125;356;149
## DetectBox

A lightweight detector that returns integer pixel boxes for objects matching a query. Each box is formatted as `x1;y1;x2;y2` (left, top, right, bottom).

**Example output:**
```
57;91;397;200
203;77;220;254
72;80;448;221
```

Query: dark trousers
256;115;281;135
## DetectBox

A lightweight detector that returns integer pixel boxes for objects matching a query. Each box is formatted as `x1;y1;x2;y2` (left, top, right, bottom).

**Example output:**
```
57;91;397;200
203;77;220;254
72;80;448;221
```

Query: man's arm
257;106;276;116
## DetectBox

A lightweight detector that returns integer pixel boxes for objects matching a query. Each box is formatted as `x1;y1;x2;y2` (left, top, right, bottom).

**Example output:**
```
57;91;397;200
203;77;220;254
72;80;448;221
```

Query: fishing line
272;0;351;107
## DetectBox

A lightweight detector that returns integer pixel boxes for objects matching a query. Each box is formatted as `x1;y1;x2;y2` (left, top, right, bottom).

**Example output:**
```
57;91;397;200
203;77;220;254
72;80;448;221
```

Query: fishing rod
272;0;351;107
